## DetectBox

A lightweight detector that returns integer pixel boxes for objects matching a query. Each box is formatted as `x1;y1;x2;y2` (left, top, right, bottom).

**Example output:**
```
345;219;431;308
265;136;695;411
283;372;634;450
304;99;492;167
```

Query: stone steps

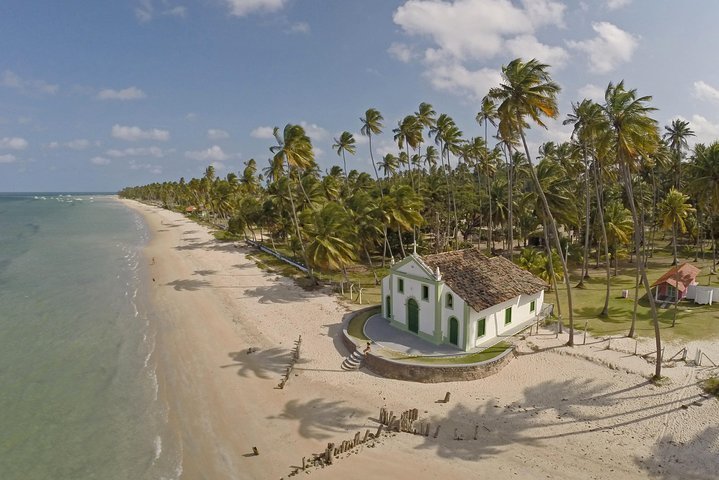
341;348;364;370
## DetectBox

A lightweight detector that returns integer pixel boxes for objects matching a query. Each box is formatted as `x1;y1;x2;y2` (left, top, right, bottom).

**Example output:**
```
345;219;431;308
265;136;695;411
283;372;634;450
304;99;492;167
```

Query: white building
380;248;549;352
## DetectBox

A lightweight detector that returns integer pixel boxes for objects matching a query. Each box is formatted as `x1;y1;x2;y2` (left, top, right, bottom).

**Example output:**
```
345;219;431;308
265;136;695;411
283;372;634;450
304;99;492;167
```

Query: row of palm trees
120;58;719;379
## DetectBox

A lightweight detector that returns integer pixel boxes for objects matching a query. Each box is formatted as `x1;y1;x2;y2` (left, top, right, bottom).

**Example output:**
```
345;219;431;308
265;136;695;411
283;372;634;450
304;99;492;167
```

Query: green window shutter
422;285;429;301
398;278;404;293
446;294;453;308
505;307;512;325
530;300;535;313
477;318;486;337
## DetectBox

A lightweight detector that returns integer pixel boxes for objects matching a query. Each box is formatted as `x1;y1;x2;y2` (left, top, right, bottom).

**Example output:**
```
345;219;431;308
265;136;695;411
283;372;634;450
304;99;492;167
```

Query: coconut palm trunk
519;126;574;344
593;161;611;316
620;162;662;378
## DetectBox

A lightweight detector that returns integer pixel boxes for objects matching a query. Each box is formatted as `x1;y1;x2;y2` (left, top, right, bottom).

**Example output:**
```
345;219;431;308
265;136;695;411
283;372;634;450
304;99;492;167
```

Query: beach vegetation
120;58;719;369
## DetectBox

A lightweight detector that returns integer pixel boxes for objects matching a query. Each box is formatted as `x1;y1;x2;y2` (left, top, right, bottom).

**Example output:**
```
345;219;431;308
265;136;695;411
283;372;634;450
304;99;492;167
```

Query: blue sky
1;0;718;192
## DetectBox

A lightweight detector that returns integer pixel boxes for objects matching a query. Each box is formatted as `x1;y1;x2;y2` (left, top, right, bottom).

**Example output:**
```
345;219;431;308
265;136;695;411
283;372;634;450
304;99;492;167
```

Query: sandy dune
123;199;718;480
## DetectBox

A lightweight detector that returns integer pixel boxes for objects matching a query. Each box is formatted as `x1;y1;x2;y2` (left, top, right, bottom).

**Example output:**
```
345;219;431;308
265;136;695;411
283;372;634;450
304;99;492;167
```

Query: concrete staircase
341;348;364;371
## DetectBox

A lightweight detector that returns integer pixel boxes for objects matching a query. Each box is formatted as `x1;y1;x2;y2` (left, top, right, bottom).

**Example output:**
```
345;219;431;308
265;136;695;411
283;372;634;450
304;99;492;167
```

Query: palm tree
603;80;663;379
332;131;356;190
688;142;719;270
476;98;499;253
386;184;424;257
360;108;384;182
360;108;391;264
604;201;634;276
378;153;399;178
660;188;695;265
270;124;316;283
301;202;357;282
487;58;576;345
663;119;695;189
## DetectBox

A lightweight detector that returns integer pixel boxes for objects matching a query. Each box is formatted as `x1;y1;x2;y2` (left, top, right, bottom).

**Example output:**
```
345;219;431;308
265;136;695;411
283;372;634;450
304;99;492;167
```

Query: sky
1;0;719;192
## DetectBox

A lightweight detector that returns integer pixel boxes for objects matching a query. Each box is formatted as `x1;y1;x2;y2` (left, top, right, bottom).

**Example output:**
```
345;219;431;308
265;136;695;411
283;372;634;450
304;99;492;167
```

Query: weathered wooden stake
583;321;588;345
301;457;306;470
634;340;638;355
474;425;479;440
252;446;259;456
376;424;383;437
443;392;451;403
433;425;441;438
363;429;370;443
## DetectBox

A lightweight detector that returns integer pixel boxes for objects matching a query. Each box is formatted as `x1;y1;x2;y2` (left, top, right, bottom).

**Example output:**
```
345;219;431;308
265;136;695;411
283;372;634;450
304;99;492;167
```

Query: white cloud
505;34;569;67
606;0;631;10
0;137;28;150
48;139;91;150
185;112;197;121
676;114;719;146
129;160;163;174
388;42;417;63
577;83;605;102
185;145;231;162
1;70;58;95
392;0;567;99
90;156;111;165
97;86;147;100
135;0;153;22
106;146;167;158
692;81;719;105
0;154;17;163
299;121;329;141
567;22;638;74
224;0;286;17
250;126;275;139
287;22;310;34
111;124;170;142
208;129;230;140
422;52;502;101
393;0;565;61
164;6;186;17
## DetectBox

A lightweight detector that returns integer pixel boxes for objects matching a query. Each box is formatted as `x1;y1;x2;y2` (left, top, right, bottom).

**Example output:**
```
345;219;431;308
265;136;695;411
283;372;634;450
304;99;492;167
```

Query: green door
385;295;392;318
449;317;459;346
407;298;419;333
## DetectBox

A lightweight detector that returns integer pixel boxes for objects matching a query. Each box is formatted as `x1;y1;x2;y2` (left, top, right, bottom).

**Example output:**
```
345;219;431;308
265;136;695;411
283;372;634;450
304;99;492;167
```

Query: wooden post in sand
252;446;259;456
375;424;384;437
474;425;479;440
443;392;451;403
583;321;588;345
433;425;441;438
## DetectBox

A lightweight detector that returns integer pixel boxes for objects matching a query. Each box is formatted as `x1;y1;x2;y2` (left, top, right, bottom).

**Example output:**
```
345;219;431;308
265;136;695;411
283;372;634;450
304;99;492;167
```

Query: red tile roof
650;263;700;292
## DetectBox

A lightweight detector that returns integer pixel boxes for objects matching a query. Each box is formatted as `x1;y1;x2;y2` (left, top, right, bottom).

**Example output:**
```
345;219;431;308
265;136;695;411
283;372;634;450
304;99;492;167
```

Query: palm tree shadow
635;425;719;479
269;398;371;440
242;283;324;304
165;278;211;291
222;348;309;379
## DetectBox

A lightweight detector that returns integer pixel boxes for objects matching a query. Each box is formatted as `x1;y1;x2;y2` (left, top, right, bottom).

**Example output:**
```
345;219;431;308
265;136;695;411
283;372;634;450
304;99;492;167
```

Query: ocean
0;194;181;480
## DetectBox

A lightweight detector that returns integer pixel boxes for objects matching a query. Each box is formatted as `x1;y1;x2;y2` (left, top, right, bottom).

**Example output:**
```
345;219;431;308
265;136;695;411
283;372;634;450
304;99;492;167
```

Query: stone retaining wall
342;307;515;383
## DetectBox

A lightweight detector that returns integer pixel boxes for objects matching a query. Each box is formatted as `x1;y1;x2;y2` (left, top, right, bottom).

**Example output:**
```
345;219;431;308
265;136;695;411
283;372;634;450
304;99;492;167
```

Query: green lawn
394;341;511;364
550;249;719;342
346;306;379;341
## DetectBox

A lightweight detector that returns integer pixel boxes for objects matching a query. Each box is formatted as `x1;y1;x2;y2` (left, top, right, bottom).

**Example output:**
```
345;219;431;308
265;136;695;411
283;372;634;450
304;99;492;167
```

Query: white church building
380;248;549;352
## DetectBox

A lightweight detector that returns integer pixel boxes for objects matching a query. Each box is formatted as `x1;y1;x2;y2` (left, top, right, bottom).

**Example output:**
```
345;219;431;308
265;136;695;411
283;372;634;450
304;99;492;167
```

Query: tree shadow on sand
636;425;719;479
415;378;705;462
165;278;211;291
269;398;371;440
241;283;324;304
222;348;309;379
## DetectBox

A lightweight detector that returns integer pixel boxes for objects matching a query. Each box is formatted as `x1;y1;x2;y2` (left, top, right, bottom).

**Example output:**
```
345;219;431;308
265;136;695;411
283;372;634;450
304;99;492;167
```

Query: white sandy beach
124;199;718;480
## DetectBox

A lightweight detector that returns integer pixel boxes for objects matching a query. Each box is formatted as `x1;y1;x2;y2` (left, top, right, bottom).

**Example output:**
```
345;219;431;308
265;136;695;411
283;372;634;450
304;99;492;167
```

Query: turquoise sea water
0;194;180;480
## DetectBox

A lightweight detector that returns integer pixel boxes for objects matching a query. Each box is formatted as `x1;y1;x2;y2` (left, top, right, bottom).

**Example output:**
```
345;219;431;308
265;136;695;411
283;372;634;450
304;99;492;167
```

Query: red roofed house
651;263;700;303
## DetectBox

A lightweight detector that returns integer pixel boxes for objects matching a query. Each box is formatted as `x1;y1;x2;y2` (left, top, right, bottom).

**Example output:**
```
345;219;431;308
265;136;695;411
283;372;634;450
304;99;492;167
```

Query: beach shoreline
121;198;718;480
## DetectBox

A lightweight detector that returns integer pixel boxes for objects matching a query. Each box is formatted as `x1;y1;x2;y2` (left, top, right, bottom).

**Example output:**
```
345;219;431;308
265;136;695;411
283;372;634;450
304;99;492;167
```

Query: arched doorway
407;298;419;333
385;295;392;319
449;317;459;346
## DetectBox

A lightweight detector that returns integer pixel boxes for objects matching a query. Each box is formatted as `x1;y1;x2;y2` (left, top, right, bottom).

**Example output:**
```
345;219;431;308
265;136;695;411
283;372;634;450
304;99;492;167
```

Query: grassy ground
394;341;511;364
550;246;719;342
228;232;719;343
703;376;719;397
346;307;379;341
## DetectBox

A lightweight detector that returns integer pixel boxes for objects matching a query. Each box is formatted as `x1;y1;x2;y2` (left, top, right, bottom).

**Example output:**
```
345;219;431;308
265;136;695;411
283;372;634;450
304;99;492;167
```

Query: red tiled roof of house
650;263;700;292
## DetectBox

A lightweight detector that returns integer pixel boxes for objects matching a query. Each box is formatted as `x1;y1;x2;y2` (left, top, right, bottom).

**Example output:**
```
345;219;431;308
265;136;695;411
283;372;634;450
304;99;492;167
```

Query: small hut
651;263;700;303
